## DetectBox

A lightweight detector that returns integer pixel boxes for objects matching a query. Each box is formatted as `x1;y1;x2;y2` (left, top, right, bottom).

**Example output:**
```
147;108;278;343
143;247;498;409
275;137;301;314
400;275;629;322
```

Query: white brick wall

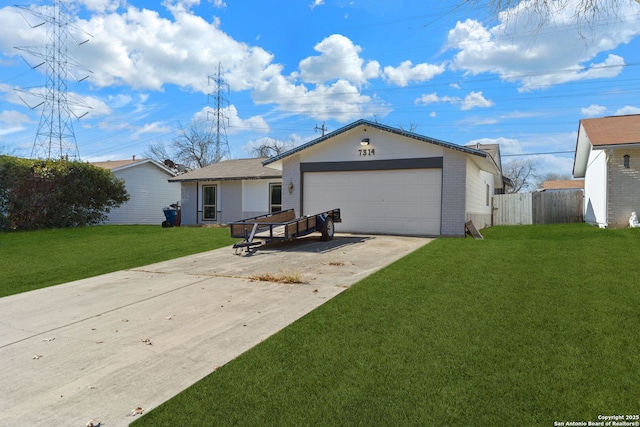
281;154;301;217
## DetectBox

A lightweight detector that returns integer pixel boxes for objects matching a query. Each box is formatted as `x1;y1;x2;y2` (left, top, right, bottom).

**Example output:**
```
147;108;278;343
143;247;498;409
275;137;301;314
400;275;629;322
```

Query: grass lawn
131;224;640;426
0;225;236;297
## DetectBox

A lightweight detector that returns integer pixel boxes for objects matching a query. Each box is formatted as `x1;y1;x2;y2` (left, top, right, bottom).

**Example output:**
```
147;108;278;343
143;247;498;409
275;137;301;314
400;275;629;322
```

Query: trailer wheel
320;216;334;241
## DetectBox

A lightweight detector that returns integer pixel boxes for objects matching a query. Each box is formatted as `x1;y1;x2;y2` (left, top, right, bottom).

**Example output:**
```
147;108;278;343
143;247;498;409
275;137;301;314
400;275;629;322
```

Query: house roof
264;119;500;175
92;158;176;176
543;179;584;190
168;158;281;182
580;115;640;146
574;114;640;177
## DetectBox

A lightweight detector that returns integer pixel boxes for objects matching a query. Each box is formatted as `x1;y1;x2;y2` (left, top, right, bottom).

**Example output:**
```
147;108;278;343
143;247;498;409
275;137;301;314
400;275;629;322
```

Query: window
624;154;630;168
270;183;282;213
202;185;217;220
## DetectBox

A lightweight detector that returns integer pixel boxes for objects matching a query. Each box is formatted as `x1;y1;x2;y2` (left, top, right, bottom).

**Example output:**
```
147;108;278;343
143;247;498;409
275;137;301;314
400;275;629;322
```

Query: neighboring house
542;179;584;191
573;114;640;228
263;119;504;237
92;158;180;225
168;158;282;226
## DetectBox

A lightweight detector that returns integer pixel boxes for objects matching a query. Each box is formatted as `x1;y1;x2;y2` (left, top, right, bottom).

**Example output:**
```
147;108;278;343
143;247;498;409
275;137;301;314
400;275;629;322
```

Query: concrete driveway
0;233;430;427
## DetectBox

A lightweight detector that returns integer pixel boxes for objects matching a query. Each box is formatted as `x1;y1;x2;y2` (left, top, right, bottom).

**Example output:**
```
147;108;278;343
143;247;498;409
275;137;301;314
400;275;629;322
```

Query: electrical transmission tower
14;0;92;160
207;62;231;161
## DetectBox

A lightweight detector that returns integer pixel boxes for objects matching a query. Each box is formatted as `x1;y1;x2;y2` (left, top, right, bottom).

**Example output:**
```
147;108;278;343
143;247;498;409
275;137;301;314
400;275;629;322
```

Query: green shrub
0;156;129;230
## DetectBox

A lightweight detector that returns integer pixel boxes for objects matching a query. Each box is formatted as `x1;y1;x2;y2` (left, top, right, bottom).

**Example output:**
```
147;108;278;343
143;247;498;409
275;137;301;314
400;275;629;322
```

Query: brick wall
281;154;301;216
441;149;467;236
608;147;640;228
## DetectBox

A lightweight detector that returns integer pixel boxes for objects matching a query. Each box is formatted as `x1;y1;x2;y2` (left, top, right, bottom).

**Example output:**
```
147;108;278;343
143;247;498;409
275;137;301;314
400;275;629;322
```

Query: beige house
573;114;640;228
264;120;505;237
169;158;282;225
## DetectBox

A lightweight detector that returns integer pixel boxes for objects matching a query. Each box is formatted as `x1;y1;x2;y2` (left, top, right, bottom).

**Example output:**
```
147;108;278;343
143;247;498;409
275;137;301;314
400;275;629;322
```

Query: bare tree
250;137;294;158
503;158;537;193
145;141;172;164
458;0;639;28
398;122;418;133
145;120;222;170
173;121;223;169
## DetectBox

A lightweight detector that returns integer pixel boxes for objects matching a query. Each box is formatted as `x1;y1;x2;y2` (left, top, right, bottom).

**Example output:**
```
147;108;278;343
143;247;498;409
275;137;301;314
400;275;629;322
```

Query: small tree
0;156;129;230
249;138;293;158
503;158;537;193
145;121;224;170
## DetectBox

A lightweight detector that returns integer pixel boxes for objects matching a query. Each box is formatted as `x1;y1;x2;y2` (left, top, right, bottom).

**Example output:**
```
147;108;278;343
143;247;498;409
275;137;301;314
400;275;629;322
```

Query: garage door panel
303;169;441;235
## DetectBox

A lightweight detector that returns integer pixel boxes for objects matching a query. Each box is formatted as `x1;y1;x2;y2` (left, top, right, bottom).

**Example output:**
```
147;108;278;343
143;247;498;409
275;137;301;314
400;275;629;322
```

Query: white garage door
303;169;442;235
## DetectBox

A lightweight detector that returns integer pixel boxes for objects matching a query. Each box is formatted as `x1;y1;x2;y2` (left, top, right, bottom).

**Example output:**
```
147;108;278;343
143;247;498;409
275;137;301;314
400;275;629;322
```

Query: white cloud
131;121;172;140
69;5;279;93
0;110;31;125
415;91;493;111
581;104;608;117
76;0;124;13
69;10;383;123
383;60;446;87
192;105;270;135
614;105;640;115
210;0;227;8
298;34;380;86
254;75;389;122
460;91;494;110
446;0;640;90
415;93;457;106
309;0;324;10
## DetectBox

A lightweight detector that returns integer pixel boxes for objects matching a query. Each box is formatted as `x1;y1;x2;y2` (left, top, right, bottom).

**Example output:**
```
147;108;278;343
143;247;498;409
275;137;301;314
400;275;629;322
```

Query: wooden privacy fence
493;191;583;225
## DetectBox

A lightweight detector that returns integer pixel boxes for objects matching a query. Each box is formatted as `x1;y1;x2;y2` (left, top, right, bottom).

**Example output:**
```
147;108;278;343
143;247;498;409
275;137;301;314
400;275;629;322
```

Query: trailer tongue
229;208;341;254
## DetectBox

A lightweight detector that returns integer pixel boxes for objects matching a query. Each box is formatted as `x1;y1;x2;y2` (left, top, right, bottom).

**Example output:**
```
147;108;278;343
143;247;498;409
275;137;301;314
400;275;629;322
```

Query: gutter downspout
604;149;612;228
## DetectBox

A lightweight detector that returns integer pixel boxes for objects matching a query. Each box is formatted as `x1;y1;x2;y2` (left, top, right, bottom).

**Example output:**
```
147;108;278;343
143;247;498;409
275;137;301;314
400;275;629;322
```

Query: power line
503;151;575;157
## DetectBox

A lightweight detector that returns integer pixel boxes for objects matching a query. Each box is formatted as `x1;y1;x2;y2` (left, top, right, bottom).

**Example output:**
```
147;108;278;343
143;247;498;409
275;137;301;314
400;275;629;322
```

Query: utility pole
314;122;327;137
207;62;231;161
14;0;92;160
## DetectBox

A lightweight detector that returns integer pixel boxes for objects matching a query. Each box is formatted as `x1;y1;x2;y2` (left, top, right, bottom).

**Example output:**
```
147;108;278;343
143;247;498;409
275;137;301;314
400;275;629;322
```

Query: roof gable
573;114;640;177
92;158;176;176
581;114;640;146
263;119;491;166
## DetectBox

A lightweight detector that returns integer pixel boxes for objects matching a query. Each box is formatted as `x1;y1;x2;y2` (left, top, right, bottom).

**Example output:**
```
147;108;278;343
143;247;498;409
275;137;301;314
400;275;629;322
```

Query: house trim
299;157;443;173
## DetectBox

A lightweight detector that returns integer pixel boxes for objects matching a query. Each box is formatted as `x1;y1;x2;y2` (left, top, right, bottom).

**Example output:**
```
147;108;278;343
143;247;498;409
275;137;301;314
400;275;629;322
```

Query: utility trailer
230;208;341;254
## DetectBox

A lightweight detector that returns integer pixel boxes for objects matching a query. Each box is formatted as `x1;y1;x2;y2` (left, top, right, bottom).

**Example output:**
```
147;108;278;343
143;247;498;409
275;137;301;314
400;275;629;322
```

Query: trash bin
162;208;178;227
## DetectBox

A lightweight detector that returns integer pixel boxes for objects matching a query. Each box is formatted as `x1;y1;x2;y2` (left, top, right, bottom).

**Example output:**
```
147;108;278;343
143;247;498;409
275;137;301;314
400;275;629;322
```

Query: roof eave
263;119;491;166
169;175;282;183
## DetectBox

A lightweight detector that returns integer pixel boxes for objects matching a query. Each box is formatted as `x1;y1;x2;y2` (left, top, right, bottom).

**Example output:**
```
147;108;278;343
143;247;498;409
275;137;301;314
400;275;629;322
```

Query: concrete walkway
0;234;430;427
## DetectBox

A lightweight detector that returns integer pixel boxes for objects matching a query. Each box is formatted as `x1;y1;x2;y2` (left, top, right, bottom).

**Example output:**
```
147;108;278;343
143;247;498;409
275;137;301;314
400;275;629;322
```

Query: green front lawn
0;225;236;297
132;224;640;426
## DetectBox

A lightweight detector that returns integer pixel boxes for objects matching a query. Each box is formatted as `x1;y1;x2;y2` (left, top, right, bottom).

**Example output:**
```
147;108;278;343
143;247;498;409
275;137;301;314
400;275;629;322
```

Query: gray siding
105;162;180;225
220;181;242;224
440;149;467;236
179;182;198;225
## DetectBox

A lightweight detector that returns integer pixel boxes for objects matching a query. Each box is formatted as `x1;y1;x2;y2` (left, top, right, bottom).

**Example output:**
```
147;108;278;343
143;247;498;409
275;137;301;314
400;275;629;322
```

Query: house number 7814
359;148;375;156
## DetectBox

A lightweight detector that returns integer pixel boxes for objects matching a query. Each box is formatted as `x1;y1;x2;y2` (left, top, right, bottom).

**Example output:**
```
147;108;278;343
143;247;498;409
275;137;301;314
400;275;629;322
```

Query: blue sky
1;0;640;178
